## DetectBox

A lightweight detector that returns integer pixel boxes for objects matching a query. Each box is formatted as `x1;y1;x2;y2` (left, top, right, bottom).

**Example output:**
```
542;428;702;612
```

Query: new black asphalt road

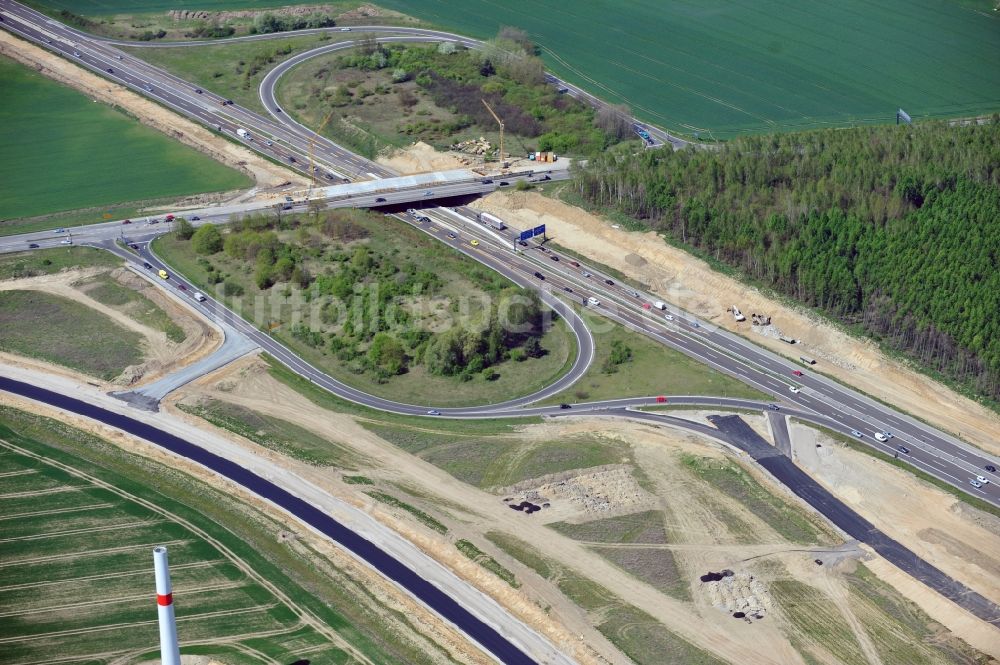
0;376;548;665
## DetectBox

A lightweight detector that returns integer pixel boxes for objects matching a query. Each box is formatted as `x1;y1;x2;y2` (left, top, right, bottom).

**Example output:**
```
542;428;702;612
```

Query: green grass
0;57;250;229
0;406;445;664
35;0;370;13
176;398;364;468
366;423;628;489
123;34;353;114
0;290;145;380
543;307;769;404
549;510;668;544
454;540;519;588
264;353;542;434
680;453;831;545
0;247;120;280
770;579;868;665
152;213;578;408
365;491;448;534
485;532;723;664
373;0;1000;138
76;273;186;342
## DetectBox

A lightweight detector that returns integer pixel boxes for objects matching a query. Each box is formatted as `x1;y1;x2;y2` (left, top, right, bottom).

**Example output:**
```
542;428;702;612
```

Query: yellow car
470;239;480;247
158;269;169;279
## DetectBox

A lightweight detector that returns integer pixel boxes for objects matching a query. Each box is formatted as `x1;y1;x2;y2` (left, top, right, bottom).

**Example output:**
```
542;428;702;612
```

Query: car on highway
60;239;72;245
122;219;131;224
447;232;457;239
851;430;863;437
177;284;187;291
664;314;675;321
986;465;997;473
874;433;888;442
27;243;39;248
789;386;800;394
470;239;479;246
148;218;160;224
563;286;573;293
340;26;352;31
190;216;200;221
222;99;233;105
143;262;153;269
116;55;122;60
481;179;493;184
976;475;990;484
72;51;80;57
767;404;780;411
559;403;571;409
106;67;113;73
691;321;700;328
791;370;803;377
54;228;65;233
44;39;52;44
129;243;139;250
587;297;600;306
274;107;282;113
194;88;202;93
569;260;580;267
970;479;982;489
604;278;614;285
143;84;152;92
628;290;640;298
426;410;440;416
642;303;651;310
287;156;296;162
265;140;273;146
550;254;559;261
158;270;169;279
897;445;910;454
881;431;894;439
423;190;433;197
375;197;386;203
533;271;545;280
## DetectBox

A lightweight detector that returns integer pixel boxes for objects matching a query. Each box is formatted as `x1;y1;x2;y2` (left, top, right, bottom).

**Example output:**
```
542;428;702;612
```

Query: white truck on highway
478;212;506;230
236;128;251;140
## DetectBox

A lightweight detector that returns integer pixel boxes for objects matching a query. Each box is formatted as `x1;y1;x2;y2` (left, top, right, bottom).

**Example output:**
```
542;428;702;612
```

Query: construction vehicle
481;98;507;168
732;306;746;322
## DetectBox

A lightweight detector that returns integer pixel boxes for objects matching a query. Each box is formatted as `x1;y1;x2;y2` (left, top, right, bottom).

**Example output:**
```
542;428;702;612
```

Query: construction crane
308;108;337;189
481;98;507;169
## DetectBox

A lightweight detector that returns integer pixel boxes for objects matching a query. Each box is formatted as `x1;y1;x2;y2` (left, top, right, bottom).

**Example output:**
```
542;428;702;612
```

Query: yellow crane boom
481;98;506;168
308;108;337;188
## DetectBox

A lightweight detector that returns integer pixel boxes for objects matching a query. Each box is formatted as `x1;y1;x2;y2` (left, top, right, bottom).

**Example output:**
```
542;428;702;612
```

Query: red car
655;395;667;403
792;370;803;377
122;219;131;224
569;261;580;267
165;214;175;222
642;303;651;310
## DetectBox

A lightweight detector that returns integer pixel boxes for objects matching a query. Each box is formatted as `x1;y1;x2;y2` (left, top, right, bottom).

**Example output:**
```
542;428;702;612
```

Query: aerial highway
2;5;1000;661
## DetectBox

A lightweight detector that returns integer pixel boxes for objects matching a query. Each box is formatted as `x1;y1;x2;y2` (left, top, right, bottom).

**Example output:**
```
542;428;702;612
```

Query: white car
881;431;894;439
340;27;351;31
60;239;72;245
874;433;888;442
788;386;800;394
664;314;675;321
851;430;863;438
976;475;990;484
426;410;441;416
587;297;600;307
970;479;982;489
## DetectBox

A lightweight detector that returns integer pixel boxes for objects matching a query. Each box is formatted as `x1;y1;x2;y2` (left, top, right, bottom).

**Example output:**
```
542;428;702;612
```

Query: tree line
573;118;1000;401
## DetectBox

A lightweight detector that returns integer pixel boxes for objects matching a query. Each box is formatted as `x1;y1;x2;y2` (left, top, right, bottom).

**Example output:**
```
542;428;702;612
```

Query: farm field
0;57;250;225
371;0;1000;137
0;406;455;664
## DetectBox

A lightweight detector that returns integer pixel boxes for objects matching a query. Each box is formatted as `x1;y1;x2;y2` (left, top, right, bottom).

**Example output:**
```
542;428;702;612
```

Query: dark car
563;286;573;293
986;465;997;473
143;262;153;269
550;255;559;261
177;284;187;291
287;156;296;163
518;240;528;247
28;243;39;248
190;216;200;221
569;260;580;267
559;403;571;410
122;219;131;224
223;99;234;105
195;88;202;93
767;404;780;411
533;271;545;280
375;197;386;203
106;68;114;74
604;278;614;286
897;445;910;455
129;243;139;250
499;181;510;186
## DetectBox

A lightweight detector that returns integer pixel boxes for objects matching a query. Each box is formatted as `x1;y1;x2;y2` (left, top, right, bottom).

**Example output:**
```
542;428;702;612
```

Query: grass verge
366;491;448;534
0;290;144;380
0;247;120;280
455;540;519;588
76;273;186;342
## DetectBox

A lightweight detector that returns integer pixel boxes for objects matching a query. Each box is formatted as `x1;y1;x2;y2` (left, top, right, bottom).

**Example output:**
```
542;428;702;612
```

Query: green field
371;0;1000;137
33;0;355;12
0;407;448;664
0;290;145;380
0;57;250;227
76;273;187;342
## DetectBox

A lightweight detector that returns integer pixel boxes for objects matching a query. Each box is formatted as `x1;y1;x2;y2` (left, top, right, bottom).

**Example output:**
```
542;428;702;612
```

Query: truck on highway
653;301;666;310
478;212;506;230
236;128;250;140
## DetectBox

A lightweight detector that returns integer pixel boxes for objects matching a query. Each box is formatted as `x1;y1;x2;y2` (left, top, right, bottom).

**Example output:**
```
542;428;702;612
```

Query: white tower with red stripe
153;546;181;665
